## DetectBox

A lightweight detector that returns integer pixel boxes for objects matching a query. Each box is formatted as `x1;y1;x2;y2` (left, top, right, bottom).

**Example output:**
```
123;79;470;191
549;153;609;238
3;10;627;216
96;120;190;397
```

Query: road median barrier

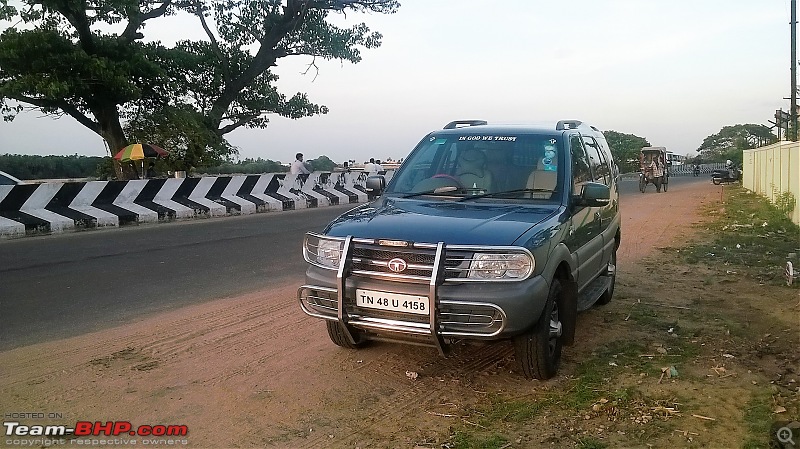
0;170;386;239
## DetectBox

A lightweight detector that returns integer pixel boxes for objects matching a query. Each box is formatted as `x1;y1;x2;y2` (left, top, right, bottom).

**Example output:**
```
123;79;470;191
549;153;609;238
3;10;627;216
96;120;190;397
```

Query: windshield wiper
456;188;553;202
400;186;460;199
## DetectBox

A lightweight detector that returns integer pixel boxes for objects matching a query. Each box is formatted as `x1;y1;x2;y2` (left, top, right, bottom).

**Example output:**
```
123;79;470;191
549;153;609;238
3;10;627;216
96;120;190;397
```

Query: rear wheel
596;244;617;306
639;176;646;193
712;177;722;185
514;279;563;380
326;321;369;349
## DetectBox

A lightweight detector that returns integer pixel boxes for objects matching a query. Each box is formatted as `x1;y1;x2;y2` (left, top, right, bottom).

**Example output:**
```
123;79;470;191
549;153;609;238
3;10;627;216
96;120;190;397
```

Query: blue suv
299;120;621;379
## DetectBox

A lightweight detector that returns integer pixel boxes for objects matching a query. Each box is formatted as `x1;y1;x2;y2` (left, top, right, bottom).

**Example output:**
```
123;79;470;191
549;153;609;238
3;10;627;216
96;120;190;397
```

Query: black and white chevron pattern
0;170;393;238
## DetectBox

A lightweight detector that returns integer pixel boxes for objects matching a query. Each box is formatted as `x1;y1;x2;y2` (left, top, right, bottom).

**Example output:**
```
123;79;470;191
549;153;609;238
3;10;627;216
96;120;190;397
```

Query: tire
639;176;646;193
326;321;369;349
596;244;617;306
655;177;662;193
514;279;563;380
662;176;668;192
712;177;721;185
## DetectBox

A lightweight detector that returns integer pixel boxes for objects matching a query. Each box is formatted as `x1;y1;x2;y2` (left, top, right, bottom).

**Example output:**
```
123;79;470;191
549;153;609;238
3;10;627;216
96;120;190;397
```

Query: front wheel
326;321;369;349
712;177;722;185
638;176;646;193
514;279;563;380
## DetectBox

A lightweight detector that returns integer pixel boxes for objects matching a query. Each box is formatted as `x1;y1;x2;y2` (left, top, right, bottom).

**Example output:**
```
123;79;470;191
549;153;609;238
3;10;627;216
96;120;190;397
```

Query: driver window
392;139;460;192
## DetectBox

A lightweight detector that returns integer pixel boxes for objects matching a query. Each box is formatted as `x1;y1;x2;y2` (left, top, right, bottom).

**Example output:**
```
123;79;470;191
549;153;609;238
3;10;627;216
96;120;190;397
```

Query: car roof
434;120;602;136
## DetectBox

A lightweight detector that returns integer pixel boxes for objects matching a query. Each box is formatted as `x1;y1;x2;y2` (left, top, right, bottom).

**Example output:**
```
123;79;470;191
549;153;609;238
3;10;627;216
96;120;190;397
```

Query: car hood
324;198;559;246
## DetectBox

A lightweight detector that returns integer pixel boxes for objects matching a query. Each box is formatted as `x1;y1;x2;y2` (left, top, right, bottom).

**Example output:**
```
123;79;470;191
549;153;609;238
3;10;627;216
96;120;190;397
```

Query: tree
0;0;399;177
603;130;650;174
697;124;777;165
308;154;335;172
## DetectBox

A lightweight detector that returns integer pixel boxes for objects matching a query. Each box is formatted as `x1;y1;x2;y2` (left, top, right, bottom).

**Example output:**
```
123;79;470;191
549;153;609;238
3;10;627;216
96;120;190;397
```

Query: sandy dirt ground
1;179;794;449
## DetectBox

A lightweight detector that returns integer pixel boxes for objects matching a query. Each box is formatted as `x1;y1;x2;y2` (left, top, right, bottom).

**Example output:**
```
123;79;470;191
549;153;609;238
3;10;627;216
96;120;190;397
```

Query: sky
0;1;794;165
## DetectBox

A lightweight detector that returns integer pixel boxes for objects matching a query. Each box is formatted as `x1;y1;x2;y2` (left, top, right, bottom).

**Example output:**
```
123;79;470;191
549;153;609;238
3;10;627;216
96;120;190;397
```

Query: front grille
350;242;468;280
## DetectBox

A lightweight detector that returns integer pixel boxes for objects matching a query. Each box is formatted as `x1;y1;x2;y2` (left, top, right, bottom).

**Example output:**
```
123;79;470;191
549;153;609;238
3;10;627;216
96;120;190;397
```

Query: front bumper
298;263;549;353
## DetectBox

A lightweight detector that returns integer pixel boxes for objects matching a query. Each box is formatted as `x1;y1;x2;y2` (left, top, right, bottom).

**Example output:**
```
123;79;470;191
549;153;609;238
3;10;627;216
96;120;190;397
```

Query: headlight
468;253;533;280
304;234;344;269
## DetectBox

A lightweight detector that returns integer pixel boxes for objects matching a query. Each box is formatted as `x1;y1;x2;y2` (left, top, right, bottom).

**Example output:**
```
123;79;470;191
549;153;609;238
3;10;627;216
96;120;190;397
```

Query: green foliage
94;156;116;180
0;153;105;179
308;155;336;172
742;390;774;449
681;186;800;285
697;124;777;163
449;431;510;449
124;105;238;171
200;158;287;175
603;130;650;173
0;0;399;177
771;186;797;217
576;438;609;449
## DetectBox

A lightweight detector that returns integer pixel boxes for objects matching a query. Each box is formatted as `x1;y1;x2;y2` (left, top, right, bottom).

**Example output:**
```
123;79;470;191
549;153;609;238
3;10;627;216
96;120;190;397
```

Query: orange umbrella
114;143;169;162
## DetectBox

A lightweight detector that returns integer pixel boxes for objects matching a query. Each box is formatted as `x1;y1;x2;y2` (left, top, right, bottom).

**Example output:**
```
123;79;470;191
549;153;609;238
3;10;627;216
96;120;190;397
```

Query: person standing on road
290;153;311;175
648;155;664;192
364;158;376;173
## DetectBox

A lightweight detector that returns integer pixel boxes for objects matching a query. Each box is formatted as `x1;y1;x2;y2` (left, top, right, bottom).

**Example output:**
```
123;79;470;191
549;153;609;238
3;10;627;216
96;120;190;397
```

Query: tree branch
208;2;307;127
218;114;260;135
53;0;95;53
7;93;100;133
120;1;174;44
193;0;232;82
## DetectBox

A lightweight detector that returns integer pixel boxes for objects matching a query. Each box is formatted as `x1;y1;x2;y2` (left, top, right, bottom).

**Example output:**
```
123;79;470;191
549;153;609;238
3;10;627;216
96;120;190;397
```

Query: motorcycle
711;166;740;185
693;165;700;177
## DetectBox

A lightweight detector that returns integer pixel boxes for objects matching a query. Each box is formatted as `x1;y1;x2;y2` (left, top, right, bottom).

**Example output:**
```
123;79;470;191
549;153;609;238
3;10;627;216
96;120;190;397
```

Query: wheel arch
553;260;577;346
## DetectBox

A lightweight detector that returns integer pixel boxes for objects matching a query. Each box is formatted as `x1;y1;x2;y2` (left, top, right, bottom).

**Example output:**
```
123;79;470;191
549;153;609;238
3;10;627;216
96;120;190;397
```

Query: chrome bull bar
298;236;507;355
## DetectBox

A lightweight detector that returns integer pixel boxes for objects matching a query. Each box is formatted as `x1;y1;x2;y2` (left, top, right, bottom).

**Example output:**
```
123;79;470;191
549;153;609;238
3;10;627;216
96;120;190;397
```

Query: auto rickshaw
638;147;669;193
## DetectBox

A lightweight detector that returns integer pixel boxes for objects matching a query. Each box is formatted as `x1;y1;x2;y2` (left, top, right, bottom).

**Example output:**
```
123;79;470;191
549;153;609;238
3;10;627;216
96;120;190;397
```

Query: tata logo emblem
387;258;408;273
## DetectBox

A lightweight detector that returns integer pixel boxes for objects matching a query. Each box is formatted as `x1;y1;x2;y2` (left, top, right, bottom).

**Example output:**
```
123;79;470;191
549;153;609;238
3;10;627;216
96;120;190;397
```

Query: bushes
0;154;106;180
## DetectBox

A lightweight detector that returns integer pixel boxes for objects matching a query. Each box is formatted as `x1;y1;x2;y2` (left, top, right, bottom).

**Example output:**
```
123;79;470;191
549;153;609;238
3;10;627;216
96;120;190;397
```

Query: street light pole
792;0;797;140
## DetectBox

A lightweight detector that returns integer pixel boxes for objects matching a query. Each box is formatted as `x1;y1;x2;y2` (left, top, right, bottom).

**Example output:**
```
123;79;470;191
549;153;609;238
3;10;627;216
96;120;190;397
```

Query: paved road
0;205;355;350
0;175;708;350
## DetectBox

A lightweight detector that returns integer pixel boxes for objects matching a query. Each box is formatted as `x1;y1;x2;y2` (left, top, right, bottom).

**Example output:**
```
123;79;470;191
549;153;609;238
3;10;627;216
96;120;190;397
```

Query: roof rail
443;120;487;129
556;120;583;130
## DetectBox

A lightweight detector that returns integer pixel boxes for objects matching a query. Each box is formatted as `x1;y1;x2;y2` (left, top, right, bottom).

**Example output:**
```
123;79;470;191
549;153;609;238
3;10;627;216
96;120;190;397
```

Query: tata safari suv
299;120;620;379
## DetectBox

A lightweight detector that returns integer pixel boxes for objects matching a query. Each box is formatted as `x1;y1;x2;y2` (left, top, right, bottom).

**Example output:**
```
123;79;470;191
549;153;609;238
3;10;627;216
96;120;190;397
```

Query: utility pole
792;0;797;140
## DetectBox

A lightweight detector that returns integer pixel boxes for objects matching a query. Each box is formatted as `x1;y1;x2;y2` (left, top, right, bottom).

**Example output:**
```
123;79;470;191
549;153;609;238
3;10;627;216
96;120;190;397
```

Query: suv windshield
386;132;564;201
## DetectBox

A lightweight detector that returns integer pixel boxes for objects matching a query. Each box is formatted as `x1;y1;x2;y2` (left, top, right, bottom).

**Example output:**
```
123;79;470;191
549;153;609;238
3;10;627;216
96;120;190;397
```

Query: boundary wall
743;141;800;225
0;170;394;238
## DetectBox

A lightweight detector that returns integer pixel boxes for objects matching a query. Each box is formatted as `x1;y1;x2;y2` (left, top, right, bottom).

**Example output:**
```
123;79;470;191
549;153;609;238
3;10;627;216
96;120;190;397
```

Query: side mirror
365;175;386;194
578;182;610;207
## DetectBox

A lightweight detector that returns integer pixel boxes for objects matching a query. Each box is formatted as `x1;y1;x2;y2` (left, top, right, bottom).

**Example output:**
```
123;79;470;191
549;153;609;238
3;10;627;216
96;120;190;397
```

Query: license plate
355;289;430;315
